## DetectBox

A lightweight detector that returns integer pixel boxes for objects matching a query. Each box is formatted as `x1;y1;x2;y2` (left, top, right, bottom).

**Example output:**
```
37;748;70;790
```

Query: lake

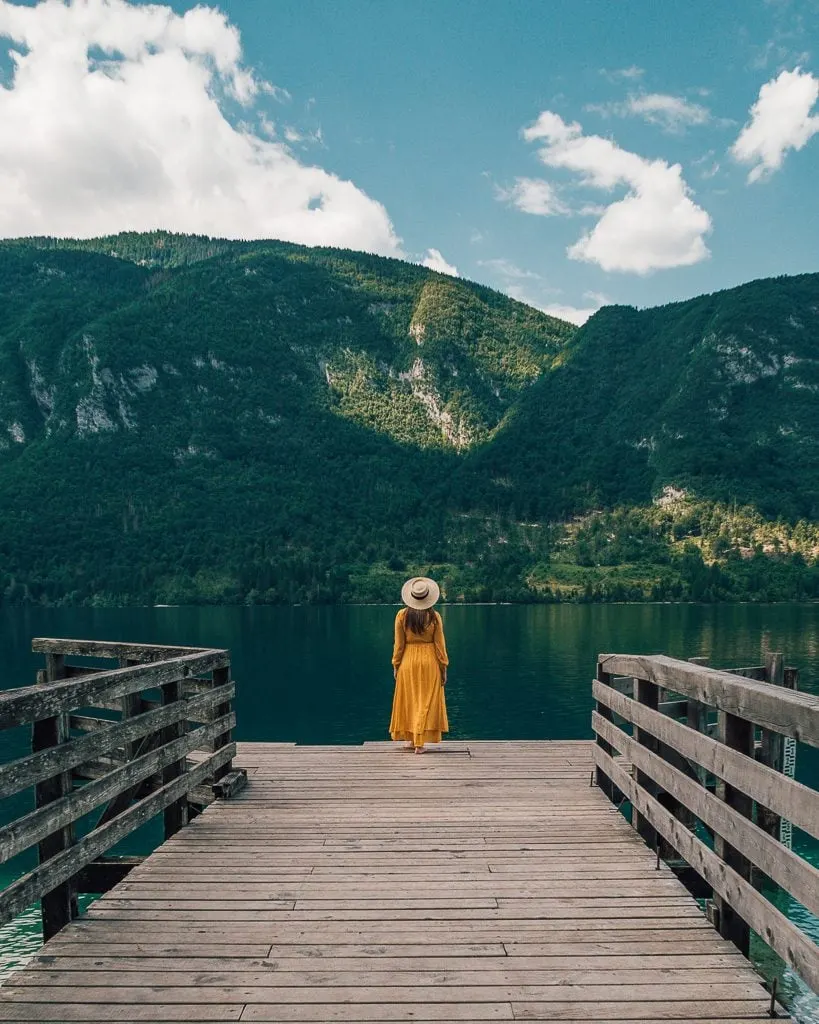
1;602;818;1018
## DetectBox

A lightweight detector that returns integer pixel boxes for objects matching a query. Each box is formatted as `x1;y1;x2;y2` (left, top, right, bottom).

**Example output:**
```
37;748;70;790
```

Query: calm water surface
1;603;817;1017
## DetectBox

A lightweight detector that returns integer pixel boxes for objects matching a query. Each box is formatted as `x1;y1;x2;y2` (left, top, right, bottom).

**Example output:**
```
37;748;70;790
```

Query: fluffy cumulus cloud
494;177;569;216
520;111;711;274
732;67;819;182
0;0;402;254
421;248;459;276
587;93;711;133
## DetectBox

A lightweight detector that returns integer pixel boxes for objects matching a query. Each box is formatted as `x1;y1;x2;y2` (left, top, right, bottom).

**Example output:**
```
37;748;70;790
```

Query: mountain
1;232;818;606
462;274;819;522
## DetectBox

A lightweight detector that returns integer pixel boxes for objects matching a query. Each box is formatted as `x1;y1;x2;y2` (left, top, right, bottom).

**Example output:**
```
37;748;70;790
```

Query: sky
0;0;817;323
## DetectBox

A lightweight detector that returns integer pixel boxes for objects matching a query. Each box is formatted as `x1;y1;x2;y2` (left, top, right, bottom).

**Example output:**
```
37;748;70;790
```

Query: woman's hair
405;607;434;635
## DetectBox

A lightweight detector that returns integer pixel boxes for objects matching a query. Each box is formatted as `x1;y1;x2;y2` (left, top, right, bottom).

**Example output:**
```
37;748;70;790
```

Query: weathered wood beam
714;709;754;955
632;678;659;847
68;715;115;733
0;682;234;799
212;768;248;799
592;711;819;918
0;743;235;929
33;654;76;941
160;677;188;840
211;665;233;784
756;653;787;854
592;679;819;839
0;649;229;730
593;743;819;995
598;654;819;745
0;714;234;864
32;639;208;661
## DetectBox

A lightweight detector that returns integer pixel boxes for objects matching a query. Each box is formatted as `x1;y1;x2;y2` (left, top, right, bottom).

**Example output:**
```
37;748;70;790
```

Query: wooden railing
592;651;819;997
0;638;245;940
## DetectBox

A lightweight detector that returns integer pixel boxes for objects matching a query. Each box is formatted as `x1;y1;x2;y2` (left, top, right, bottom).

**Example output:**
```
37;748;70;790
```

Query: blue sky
0;0;818;321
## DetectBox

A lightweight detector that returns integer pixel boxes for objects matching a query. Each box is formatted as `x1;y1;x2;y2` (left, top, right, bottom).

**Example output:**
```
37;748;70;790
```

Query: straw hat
401;576;440;610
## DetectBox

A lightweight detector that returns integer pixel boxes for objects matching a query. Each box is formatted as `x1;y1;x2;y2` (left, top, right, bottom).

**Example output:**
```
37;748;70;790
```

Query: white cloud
505;285;605;326
421;248;459;277
494;177;569;216
521;111;711;274
537;302;601;326
732;67;819;182
0;0;401;254
477;258;540;280
477;258;606;325
600;65;645;82
587;92;711;133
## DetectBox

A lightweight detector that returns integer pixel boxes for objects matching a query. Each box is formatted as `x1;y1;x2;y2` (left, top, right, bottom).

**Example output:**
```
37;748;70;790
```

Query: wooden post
594;660;616;802
686;657;709;786
119;658;142;768
161;678;188;839
714;710;754;955
211;664;233;783
633;677;660;847
756;652;785;851
33;653;76;940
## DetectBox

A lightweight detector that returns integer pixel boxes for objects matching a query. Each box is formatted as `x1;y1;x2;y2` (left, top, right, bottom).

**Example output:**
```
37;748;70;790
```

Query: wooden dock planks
0;741;787;1022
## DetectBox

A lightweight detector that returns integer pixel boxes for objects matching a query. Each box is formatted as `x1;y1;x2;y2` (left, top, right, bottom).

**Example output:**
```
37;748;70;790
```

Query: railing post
212;663;233;782
119;657;142;765
33;653;77;940
714;709;754;955
756;653;785;854
686;657;709;785
594;660;617;801
161;677;188;839
633;676;659;847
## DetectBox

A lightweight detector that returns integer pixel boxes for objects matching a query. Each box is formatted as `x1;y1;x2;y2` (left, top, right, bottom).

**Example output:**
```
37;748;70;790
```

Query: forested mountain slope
0;233;817;605
461;274;819;522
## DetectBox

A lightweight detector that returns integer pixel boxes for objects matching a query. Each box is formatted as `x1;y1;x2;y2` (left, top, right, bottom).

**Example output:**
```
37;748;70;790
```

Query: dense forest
1;232;818;606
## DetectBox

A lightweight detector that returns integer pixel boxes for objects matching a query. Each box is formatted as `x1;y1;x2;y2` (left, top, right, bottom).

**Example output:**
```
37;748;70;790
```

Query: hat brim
401;576;440;610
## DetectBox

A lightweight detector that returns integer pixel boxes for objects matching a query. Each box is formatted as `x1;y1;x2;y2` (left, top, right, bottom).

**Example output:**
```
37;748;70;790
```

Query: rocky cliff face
0;239;571;460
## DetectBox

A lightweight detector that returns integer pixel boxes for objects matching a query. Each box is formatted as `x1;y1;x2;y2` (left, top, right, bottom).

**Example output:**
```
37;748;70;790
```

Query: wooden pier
0;640;817;1022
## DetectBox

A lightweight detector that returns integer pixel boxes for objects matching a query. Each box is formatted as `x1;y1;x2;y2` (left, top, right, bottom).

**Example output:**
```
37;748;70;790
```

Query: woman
389;576;449;753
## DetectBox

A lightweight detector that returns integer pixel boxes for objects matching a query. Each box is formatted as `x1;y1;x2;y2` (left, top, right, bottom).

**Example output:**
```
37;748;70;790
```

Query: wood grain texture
0;740;790;1022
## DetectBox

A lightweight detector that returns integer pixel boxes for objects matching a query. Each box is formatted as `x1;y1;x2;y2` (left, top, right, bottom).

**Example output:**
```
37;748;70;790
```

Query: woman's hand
441;668;447;686
393;667;398;680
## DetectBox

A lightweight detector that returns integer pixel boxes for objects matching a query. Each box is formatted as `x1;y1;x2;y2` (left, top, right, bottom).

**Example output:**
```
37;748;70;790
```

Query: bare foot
414;746;425;755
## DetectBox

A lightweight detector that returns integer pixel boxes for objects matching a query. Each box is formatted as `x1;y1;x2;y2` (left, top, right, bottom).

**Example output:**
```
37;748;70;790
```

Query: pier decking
1;740;785;1022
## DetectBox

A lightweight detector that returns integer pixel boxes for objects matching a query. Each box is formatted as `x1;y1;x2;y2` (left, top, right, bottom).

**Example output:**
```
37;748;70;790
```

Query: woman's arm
433;611;449;682
392;610;406;676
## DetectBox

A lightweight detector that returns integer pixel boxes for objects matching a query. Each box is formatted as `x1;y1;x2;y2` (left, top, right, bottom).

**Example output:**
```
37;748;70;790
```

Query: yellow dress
389;608;449;747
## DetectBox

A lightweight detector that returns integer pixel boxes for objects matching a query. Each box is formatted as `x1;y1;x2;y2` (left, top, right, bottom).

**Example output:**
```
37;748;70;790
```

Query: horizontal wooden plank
592;710;819;916
593;743;819;994
598;653;819;745
592;679;819;839
32;638;211;661
0;683;234;799
0;982;768;1003
24;952;749;972
0;650;229;729
10;967;760;988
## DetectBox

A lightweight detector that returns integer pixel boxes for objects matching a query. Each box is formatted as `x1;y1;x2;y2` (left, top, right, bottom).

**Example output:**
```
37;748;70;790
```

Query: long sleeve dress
389;608;449;747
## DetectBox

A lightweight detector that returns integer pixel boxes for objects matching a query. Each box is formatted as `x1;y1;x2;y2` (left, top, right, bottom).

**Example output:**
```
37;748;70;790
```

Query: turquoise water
0;603;817;1016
